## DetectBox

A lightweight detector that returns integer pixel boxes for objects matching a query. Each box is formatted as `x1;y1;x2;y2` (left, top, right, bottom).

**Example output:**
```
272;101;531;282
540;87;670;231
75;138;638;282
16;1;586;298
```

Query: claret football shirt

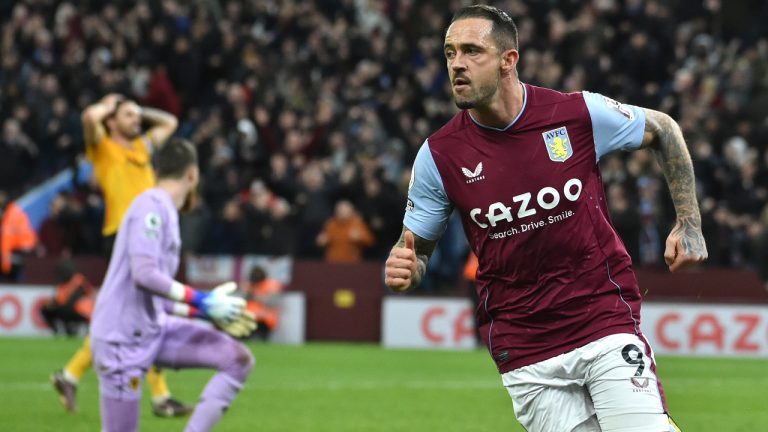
405;84;647;373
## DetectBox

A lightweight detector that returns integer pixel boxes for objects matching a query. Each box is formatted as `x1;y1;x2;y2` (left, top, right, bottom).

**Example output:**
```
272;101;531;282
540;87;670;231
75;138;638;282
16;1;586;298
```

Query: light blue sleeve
403;140;453;241
583;91;647;161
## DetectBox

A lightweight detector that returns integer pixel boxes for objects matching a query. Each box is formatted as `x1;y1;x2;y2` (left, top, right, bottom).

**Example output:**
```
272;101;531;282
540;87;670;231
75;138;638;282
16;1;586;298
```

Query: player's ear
187;165;199;183
500;48;519;75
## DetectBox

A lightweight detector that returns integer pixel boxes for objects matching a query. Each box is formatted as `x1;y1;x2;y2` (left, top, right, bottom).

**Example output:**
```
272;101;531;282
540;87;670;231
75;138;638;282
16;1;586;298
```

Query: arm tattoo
641;109;707;256
395;226;438;289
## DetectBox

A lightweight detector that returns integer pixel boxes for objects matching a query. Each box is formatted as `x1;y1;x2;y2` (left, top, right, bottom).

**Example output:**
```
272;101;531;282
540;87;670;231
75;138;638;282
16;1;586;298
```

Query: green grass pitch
1;338;765;431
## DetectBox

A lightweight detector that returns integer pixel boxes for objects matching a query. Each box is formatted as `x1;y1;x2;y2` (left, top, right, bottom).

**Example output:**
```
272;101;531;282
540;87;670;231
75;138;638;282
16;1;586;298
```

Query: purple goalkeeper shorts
92;316;237;401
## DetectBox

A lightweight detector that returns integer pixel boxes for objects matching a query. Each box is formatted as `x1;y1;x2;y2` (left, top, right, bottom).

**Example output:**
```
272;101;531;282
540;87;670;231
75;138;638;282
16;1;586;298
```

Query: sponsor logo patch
144;212;162;239
461;162;485;183
602;95;635;120
144;212;162;230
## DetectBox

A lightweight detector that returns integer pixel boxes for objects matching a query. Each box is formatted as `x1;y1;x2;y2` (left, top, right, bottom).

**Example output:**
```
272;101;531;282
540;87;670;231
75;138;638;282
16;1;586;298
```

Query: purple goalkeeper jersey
405;84;648;373
91;188;181;344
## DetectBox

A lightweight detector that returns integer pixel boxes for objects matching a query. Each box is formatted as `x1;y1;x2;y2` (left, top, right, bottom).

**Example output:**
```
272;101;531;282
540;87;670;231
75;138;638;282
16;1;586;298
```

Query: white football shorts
502;333;680;432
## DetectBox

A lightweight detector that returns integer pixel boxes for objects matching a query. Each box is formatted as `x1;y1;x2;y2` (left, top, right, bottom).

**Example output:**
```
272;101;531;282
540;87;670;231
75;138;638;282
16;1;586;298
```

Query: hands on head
101;93;124;111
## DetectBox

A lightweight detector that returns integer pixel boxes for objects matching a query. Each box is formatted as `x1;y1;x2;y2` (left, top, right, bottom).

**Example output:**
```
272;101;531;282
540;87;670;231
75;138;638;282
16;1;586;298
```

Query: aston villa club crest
542;126;573;163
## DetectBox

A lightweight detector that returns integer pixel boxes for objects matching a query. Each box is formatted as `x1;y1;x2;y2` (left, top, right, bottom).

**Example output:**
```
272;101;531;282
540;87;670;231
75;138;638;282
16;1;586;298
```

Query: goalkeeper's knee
221;341;254;383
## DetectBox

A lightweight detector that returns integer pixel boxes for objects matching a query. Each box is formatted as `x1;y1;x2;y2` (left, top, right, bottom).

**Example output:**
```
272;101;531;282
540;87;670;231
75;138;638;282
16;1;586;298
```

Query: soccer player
51;94;191;416
91;138;255;432
40;259;95;336
384;5;707;432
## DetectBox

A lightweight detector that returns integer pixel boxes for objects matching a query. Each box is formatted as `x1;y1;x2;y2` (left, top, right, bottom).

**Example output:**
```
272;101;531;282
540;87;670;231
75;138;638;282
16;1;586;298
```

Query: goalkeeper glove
188;282;245;323
215;310;258;338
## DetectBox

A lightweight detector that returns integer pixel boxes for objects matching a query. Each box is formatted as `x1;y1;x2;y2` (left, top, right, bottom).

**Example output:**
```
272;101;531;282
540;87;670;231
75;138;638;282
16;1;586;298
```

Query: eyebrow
444;42;486;51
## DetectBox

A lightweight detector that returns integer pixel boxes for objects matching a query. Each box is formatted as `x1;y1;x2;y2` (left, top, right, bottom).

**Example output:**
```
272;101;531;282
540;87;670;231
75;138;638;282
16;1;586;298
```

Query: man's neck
110;132;133;148
156;180;187;210
468;78;524;129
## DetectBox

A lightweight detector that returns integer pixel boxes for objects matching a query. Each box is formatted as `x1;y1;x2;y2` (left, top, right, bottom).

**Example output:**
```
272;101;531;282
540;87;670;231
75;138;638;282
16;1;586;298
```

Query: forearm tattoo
642;109;707;256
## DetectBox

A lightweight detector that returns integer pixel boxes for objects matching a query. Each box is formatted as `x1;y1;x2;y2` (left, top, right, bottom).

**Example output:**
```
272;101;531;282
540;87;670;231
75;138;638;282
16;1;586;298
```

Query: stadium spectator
757;207;768;290
606;183;641;262
73;177;108;255
202;138;241;211
141;64;183;118
262;198;299;256
243;264;285;341
294;162;335;258
0;190;37;282
179;195;211;255
38;192;84;257
242;183;298;256
37;95;81;175
357;175;403;259
243;181;273;255
204;197;247;255
0;118;38;191
264;152;299;203
40;259;96;336
316;199;374;263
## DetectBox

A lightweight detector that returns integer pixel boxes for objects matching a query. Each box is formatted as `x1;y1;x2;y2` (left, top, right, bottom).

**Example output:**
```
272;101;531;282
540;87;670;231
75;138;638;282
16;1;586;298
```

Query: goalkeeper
53;92;188;417
90;138;256;432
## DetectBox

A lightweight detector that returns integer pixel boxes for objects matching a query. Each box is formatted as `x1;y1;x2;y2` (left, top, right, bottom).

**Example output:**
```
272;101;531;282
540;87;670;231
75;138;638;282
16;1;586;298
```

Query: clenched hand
385;230;418;292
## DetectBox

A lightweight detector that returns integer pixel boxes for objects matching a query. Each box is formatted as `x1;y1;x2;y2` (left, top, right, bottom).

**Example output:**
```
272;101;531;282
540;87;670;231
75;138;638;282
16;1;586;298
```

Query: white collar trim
468;82;527;131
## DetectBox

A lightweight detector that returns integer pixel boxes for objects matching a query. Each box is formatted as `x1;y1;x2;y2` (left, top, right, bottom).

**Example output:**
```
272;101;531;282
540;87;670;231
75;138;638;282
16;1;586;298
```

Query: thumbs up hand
385;230;419;292
404;230;415;251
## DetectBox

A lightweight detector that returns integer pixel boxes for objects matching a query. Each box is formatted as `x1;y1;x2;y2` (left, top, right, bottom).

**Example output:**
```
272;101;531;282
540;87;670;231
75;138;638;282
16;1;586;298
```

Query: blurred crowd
1;0;767;286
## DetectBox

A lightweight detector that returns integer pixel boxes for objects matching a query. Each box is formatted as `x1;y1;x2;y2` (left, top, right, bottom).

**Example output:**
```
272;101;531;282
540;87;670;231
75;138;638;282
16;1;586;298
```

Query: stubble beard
455;97;477;110
453;75;499;110
120;125;141;140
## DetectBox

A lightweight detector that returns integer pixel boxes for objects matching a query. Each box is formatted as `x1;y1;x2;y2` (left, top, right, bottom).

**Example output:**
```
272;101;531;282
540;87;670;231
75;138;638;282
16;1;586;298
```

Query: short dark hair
156;138;198;179
102;97;130;131
450;5;518;51
249;265;266;283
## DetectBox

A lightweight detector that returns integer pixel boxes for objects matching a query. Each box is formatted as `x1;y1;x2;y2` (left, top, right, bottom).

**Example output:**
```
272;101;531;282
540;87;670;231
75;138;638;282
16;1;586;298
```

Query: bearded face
109;101;142;139
444;18;505;110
